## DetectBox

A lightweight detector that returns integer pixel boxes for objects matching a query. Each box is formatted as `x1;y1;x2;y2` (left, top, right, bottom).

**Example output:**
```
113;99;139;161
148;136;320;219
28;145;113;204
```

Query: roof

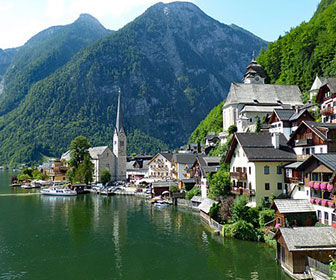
191;196;203;203
198;198;217;214
196;155;220;175
115;88;124;134
273;109;296;121
289;109;309;121
241;105;282;113
271;199;315;214
298;153;336;172
224;83;303;107
89;146;109;159
147;152;173;165
284;161;304;169
202;157;221;165
278;227;336;251
173;153;197;164
225;133;296;162
310;76;327;91
317;77;336;102
61;150;71;161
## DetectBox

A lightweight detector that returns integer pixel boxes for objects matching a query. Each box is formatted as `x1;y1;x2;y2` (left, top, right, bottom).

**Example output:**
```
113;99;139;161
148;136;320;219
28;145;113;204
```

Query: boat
21;184;33;189
40;187;77;196
100;188;116;196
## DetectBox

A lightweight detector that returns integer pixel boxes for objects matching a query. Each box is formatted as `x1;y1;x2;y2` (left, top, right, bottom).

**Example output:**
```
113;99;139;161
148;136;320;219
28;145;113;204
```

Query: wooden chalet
274;227;336;278
316;77;336;123
270;199;316;228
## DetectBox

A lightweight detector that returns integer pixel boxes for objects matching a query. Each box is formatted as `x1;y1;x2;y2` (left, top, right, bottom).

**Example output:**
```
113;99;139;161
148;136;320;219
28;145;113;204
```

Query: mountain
0;13;111;114
257;0;336;93
0;2;267;165
0;48;20;77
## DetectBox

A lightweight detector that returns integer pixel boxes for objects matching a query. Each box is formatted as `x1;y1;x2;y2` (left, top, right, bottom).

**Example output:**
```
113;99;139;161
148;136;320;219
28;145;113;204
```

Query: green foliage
66;169;75;184
22;168;33;178
330;257;336;280
17;173;31;181
247;207;260;228
232;195;250;222
207;168;231;199
169;185;179;193
69;136;92;168
258;1;336;92
189;101;224;144
259;209;275;228
223;220;264;242
100;169;111;185
254;117;261;133
73;154;94;184
185;186;201;200
209;203;220;220
32;169;48;180
228;125;237;135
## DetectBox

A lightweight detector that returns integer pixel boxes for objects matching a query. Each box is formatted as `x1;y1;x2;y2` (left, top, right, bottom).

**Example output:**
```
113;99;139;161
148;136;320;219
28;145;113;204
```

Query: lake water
0;171;290;279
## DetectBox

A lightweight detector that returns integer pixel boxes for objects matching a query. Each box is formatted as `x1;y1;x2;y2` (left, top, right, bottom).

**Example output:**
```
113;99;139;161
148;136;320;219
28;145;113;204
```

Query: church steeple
115;87;124;134
243;55;266;84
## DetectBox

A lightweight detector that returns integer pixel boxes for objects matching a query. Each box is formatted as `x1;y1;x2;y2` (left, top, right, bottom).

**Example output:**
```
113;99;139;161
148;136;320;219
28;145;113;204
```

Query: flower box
328;183;334;192
314;199;320;205
310;198;315;204
309;181;314;188
321;200;327;206
321;182;327;190
328;201;334;208
313;182;320;190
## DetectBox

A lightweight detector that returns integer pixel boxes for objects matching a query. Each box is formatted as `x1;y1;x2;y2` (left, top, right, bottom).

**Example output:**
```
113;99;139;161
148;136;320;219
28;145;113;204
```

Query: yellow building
225;133;297;206
44;159;68;182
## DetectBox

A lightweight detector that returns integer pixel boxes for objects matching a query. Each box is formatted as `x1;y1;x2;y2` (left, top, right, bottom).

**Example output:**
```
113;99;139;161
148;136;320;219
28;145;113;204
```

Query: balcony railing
285;176;303;184
230;171;247;181
294;139;313;146
231;187;255;196
321;107;334;116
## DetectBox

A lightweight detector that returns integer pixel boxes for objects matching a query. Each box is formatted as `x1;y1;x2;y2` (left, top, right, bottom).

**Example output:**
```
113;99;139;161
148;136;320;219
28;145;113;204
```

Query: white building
222;60;303;133
147;152;173;181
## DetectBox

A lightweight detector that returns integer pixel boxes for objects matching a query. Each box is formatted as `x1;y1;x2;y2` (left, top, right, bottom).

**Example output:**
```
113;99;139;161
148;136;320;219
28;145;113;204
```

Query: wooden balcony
321;107;334;116
230;171;247;181
294;139;313;147
231;187;255;196
285;176;303;184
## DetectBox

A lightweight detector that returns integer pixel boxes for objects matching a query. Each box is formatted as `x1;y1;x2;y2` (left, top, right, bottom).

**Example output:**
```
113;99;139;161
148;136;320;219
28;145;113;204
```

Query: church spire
115;87;124;134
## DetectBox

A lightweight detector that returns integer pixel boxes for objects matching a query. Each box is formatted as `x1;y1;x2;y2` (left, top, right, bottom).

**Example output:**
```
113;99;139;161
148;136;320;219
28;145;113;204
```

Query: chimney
272;133;280;149
295;106;299;114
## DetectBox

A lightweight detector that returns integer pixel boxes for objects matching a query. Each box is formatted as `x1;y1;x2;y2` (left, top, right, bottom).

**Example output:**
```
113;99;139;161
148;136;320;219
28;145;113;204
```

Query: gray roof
272;199;315;214
173;153;197;164
89;146;109;159
202;157;221;165
115;88;124;134
198;198;217;214
224;83;303;107
191;196;203;203
284;161;304;169
279;227;336;251
289;109;308;121
323;77;336;93
235;133;296;162
274;109;295;121
309;154;336;171
161;152;173;162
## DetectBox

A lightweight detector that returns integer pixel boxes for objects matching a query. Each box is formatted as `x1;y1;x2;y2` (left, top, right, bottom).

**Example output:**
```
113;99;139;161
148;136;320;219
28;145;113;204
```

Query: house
295;154;336;226
274;227;336;277
151;181;175;197
43;159;68;182
89;146;115;183
310;76;328;101
269;108;315;140
224;133;297;206
270;199;316;228
283;161;306;200
198;198;217;221
126;159;150;181
147;152;173;181
316;77;336;123
188;155;220;198
171;153;197;181
287;121;336;161
222;60;303;133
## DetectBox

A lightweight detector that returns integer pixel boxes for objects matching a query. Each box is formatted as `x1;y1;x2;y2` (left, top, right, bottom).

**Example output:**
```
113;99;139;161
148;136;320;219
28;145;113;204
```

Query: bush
232;195;249;222
100;169;111;185
209;203;220;221
223;220;262;241
217;196;234;224
248;207;260;228
169;185;179;193
185;186;201;200
259;209;275;228
228;125;237;135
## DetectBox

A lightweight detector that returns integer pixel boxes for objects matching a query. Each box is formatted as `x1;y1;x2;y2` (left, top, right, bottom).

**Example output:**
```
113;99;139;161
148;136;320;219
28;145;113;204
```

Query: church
61;88;127;183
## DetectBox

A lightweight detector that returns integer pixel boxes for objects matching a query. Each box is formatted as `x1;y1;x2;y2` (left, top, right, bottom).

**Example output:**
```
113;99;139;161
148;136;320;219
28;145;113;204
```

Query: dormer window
253;99;259;103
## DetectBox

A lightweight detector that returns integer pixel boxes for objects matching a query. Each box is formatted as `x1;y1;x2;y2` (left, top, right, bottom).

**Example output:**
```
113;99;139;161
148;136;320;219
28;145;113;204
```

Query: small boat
41;187;77;196
21;184;33;189
100;188;116;196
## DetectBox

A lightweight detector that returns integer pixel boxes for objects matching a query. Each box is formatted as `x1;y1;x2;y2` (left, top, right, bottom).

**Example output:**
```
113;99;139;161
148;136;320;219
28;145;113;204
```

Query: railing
307;257;332;276
310;197;335;208
230;187;255;196
230;171;247;181
321;107;333;116
294;139;313;146
285;176;303;184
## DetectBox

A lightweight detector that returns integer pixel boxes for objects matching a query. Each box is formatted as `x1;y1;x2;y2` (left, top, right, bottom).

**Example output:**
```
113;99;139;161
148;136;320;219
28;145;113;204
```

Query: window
332;214;336;224
264;196;269;202
320;147;323;154
277;166;282;174
325;212;329;224
264;166;270;174
317;210;322;221
248;182;252;189
249;167;251;175
265;183;270;190
233;167;235;172
277;183;282;190
311;147;315;154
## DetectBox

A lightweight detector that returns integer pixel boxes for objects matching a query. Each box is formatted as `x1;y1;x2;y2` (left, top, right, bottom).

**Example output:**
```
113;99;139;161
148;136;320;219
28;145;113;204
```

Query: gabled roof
224;83;303;107
271;199;315;214
225;133;296;163
288;121;336;145
196;155;220;175
89;146;110;159
298;153;336;172
271;108;313;123
147;152;173;165
173;153;197;165
316;77;336;103
276;227;336;251
198;198;217;214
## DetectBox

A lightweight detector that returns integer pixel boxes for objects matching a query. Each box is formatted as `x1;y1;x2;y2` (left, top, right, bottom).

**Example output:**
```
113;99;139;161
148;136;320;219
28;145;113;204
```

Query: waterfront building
269;108;314;140
126;159;150;181
147;152;173;181
43;159;68;182
224;133;296;206
171;153;197;181
316;77;336;123
310;75;327;101
270;199;316;228
274;227;336;278
222;60;303;133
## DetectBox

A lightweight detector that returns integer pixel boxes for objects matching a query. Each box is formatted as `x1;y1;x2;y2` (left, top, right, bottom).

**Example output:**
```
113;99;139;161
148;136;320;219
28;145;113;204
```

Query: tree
255;117;261;133
232;195;250;222
100;169;111;185
73;154;94;184
228;125;237;135
69;136;92;168
207;168;231;199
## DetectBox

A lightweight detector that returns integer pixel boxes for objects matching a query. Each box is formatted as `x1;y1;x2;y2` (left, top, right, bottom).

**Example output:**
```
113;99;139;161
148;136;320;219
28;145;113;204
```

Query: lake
0;171;289;279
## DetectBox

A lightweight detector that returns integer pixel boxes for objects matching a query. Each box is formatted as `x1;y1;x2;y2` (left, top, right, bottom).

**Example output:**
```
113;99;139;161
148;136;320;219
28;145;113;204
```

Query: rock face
0;2;267;165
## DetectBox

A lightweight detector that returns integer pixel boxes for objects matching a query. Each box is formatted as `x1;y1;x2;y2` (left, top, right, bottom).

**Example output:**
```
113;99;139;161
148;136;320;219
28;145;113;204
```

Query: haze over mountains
0;1;267;165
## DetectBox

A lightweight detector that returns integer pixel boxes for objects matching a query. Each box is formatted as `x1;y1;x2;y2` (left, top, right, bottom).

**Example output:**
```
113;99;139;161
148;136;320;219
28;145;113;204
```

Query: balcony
230;171;247;181
321;107;333;116
294;139;313;147
285;176;303;184
231;187;255;196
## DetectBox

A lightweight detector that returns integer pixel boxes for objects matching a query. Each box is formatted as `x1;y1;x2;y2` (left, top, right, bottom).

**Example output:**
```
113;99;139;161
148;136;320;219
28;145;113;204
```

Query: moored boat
21;184;33;189
41;187;77;196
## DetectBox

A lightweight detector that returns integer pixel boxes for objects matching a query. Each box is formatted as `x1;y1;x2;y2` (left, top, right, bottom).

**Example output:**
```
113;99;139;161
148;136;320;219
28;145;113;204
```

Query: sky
0;0;321;49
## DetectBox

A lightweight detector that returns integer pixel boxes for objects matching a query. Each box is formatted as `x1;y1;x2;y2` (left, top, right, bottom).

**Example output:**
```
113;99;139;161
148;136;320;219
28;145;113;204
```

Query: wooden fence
308;256;332;276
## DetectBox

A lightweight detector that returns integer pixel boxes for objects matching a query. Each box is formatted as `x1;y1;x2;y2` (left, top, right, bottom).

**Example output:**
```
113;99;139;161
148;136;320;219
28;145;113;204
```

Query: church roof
224;83;303;107
89;146;109;159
